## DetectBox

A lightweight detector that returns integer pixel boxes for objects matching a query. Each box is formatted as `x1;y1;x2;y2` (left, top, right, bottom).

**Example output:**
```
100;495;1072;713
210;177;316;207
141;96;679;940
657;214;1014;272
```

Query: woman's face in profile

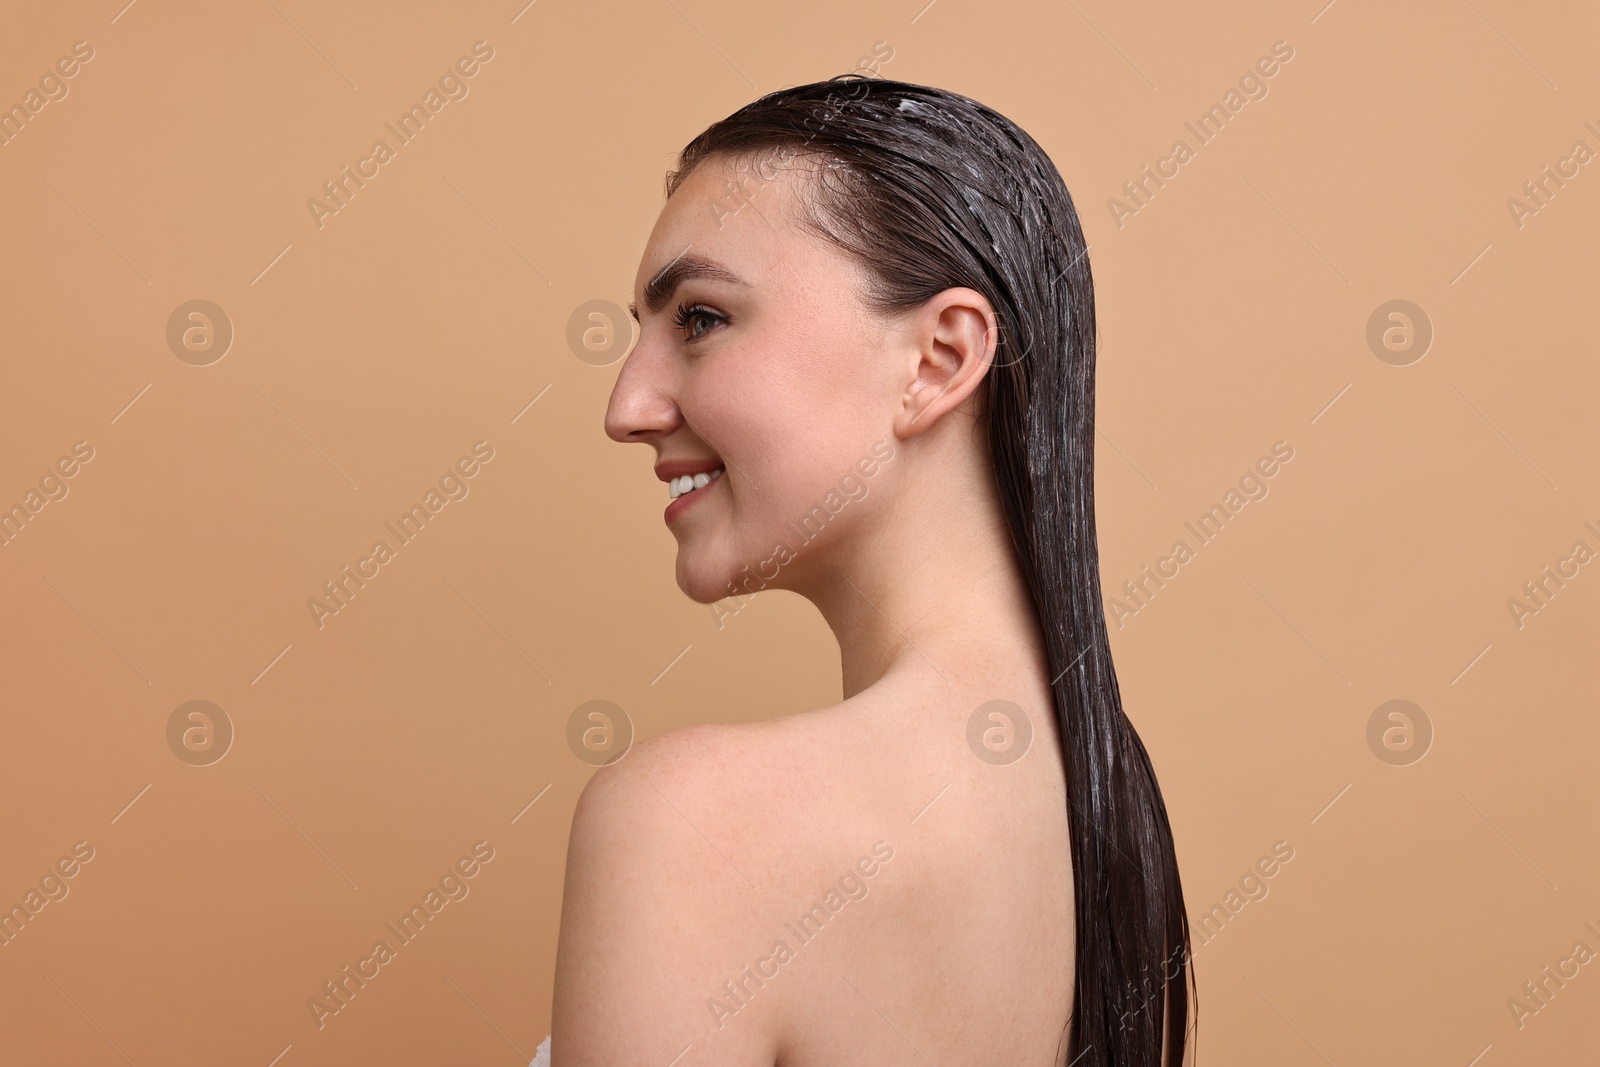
605;154;903;602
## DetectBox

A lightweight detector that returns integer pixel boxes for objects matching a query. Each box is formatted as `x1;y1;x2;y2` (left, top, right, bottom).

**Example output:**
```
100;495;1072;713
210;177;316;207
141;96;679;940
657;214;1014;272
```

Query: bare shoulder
552;716;840;1066
559;711;869;908
566;716;807;852
574;708;868;824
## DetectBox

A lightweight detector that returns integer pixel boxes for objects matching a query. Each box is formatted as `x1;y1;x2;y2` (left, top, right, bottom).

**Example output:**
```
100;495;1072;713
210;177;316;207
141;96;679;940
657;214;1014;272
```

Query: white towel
530;1034;550;1067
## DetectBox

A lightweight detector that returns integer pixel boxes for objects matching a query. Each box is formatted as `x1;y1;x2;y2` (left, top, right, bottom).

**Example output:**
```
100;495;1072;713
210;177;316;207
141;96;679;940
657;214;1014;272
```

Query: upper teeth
669;467;724;500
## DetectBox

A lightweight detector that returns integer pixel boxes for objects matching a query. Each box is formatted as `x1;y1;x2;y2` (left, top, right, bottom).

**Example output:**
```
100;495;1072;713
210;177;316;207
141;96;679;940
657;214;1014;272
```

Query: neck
792;460;1050;703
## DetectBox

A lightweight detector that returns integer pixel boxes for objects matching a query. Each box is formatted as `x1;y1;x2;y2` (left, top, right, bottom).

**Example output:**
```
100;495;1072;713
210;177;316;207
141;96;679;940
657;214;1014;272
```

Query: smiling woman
552;75;1193;1067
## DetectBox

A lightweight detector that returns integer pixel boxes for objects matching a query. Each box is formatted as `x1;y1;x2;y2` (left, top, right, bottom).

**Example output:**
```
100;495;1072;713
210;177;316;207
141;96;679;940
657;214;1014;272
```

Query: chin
674;549;735;605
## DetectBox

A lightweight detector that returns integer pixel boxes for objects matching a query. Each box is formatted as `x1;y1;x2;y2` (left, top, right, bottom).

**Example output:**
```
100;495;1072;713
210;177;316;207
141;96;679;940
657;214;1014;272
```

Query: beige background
0;0;1595;1063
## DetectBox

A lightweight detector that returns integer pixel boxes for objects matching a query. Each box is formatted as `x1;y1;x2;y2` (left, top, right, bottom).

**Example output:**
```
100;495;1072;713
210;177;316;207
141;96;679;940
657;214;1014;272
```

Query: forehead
633;153;822;301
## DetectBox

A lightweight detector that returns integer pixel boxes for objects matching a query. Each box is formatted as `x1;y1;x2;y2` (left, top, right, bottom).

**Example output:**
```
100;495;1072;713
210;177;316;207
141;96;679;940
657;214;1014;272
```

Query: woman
552;75;1193;1067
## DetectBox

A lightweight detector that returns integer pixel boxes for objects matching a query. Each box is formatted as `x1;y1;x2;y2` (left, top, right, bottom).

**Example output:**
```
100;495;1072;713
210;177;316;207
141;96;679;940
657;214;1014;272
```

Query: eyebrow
628;253;748;322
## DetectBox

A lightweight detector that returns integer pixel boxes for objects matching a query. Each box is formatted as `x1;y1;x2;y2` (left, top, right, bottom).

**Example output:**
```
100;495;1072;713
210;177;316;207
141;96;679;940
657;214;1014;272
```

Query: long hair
664;75;1194;1066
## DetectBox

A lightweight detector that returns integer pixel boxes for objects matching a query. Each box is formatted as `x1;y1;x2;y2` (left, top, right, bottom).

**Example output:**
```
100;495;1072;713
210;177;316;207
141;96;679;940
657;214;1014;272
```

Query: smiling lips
656;459;726;523
667;468;724;500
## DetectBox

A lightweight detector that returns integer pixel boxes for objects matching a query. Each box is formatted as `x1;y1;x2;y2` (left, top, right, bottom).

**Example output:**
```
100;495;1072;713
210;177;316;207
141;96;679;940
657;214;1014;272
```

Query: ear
893;287;998;440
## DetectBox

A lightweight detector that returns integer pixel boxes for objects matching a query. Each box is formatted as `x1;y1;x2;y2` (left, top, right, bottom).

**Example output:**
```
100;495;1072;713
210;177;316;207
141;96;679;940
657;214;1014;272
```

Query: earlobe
899;371;958;437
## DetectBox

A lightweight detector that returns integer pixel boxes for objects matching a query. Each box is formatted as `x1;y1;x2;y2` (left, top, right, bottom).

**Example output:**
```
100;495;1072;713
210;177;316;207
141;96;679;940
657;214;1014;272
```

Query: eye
671;302;725;343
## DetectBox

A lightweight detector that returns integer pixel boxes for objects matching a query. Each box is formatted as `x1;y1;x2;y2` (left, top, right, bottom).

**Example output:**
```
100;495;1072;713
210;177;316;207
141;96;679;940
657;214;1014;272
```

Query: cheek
700;318;883;525
700;348;807;478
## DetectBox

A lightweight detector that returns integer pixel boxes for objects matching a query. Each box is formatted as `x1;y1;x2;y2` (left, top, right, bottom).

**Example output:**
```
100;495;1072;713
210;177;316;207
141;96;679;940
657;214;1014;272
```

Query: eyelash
671;301;725;342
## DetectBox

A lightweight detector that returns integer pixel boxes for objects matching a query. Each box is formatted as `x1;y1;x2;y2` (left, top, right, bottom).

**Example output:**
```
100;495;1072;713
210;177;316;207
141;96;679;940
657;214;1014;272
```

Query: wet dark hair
663;75;1195;1065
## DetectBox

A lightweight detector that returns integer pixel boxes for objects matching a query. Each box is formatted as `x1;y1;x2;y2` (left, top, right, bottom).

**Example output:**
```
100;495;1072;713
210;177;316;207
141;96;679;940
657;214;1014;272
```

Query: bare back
552;656;1077;1067
750;674;1074;1066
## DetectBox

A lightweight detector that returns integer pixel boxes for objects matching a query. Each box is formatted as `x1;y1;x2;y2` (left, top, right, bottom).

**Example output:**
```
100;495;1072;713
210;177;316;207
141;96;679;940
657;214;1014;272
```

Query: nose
603;328;681;446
